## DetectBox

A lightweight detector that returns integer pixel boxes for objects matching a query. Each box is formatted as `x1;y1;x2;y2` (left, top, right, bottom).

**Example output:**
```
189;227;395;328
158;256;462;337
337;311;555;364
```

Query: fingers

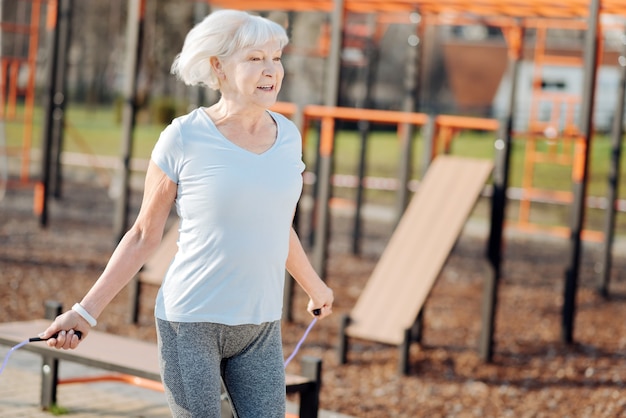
41;311;88;350
45;329;82;349
316;305;333;319
308;285;334;319
308;301;333;319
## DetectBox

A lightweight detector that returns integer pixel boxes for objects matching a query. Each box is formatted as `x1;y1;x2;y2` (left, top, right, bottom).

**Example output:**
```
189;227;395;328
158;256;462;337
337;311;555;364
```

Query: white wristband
72;303;97;327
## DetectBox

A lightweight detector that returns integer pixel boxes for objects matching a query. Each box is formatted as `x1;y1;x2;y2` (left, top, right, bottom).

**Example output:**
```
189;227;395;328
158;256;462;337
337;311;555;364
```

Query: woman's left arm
286;227;334;319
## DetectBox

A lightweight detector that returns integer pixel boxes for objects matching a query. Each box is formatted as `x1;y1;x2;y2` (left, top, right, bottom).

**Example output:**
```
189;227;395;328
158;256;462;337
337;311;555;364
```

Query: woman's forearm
286;227;334;314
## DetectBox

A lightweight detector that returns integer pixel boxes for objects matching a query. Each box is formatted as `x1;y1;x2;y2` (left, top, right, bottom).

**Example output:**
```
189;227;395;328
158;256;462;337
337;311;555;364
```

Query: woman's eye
273;57;282;62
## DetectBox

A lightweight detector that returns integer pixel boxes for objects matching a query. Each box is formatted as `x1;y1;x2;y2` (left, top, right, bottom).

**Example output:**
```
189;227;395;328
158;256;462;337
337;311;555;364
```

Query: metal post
598;32;626;297
312;116;336;276
421;114;436;177
352;118;369;256
562;0;600;344
394;12;423;225
311;0;344;276
41;301;62;409
282;270;294;322
338;314;350;364
307;125;321;248
299;356;322;418
479;23;524;362
189;1;209;109
50;0;73;199
0;2;3;201
352;15;378;255
38;0;60;227
113;0;145;244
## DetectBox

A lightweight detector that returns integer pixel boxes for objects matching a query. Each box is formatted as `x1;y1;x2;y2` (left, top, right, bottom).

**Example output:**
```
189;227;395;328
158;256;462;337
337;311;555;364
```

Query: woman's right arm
41;161;177;349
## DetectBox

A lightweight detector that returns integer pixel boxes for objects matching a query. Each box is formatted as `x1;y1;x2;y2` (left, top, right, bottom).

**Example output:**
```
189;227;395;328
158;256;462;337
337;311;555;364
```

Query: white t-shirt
151;108;305;325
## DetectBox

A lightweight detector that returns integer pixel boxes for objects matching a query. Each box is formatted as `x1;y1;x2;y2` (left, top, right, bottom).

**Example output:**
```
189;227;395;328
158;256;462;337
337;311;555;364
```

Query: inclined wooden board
140;224;179;285
346;155;493;346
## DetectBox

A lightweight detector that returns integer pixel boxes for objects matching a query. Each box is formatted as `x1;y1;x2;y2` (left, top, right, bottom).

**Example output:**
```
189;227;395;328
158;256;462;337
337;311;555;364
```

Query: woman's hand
39;310;90;350
307;284;334;319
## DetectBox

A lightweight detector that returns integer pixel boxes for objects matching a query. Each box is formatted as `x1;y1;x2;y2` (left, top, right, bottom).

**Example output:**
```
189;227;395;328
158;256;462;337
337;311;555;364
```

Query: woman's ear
210;57;224;79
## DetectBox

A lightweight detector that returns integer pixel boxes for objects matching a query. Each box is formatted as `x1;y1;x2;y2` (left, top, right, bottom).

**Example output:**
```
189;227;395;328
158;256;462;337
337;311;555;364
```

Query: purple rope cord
284;317;318;368
0;332;81;377
0;339;29;376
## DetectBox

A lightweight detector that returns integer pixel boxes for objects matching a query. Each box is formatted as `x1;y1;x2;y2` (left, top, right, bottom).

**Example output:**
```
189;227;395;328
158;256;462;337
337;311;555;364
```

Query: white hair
171;9;289;90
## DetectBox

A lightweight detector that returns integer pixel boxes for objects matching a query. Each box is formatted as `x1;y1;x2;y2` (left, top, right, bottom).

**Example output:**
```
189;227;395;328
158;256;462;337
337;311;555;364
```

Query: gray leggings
156;318;285;418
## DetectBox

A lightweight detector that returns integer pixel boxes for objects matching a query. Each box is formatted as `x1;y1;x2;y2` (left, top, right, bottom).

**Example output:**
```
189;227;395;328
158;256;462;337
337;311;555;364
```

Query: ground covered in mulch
1;180;626;417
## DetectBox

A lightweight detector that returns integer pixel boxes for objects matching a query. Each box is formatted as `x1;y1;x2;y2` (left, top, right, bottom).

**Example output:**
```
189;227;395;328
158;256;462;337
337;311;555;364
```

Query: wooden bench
338;155;493;375
0;302;322;418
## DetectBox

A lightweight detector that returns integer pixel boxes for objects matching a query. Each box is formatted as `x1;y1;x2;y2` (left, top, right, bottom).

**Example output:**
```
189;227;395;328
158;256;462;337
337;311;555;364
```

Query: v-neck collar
199;108;279;157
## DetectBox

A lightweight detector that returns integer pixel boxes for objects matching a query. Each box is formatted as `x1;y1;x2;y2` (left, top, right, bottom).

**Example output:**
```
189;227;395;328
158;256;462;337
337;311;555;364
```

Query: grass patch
47;404;70;415
4;104;626;234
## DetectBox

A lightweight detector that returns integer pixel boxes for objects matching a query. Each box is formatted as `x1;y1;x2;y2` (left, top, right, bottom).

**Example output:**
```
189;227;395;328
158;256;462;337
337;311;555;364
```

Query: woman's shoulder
163;108;214;139
172;107;208;127
157;108;212;146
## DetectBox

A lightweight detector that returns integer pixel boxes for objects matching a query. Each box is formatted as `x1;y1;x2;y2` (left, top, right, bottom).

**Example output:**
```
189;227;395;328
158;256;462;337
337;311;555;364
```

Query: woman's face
216;39;284;108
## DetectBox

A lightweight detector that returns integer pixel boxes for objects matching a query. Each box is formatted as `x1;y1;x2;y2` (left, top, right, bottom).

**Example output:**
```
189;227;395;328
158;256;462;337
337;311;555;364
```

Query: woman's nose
263;62;274;76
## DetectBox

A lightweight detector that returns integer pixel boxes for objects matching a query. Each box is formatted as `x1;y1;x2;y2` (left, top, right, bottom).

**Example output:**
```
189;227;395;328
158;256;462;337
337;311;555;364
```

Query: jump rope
0;309;321;376
0;331;83;376
283;308;320;368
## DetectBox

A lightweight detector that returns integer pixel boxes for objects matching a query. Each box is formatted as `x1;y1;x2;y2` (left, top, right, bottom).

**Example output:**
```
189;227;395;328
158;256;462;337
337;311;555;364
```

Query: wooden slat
346;155;493;345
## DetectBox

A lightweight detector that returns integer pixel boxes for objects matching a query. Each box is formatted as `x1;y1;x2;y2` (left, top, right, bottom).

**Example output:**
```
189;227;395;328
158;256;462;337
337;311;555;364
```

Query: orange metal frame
1;0;49;183
59;374;165;392
206;0;626;18
300;104;429;157
430;115;499;160
511;14;617;242
274;102;499;183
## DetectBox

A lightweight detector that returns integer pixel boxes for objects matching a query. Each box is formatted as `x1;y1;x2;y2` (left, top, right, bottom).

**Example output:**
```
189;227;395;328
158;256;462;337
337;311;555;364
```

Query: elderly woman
41;9;334;417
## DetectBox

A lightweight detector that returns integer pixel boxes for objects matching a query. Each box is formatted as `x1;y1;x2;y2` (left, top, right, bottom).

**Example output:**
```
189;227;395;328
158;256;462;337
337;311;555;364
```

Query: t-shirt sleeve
151;121;183;184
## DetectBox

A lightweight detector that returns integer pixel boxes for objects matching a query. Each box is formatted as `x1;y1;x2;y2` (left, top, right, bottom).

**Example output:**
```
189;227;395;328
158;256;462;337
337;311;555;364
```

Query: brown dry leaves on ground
1;181;626;417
